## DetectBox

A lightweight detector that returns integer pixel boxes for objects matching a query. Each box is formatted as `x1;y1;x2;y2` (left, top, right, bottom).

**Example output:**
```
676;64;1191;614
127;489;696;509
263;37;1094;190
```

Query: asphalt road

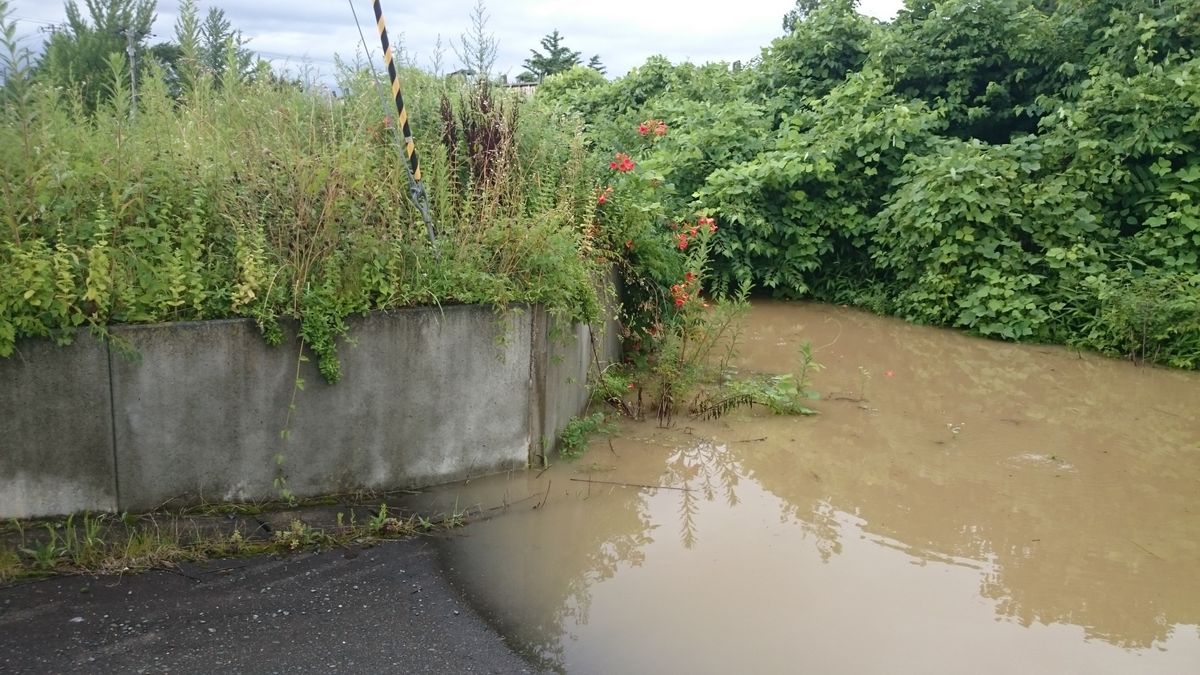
0;538;540;674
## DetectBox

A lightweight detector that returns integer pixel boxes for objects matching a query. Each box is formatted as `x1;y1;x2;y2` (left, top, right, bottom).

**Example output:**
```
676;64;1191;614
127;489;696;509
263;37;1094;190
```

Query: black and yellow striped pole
370;0;437;249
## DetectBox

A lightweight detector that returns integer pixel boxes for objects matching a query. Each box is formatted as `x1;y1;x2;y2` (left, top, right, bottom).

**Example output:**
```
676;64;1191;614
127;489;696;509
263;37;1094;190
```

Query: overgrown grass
0;9;601;380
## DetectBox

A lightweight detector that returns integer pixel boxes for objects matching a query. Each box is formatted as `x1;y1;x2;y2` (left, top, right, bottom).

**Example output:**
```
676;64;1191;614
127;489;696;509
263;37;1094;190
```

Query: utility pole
118;28;148;121
121;28;137;120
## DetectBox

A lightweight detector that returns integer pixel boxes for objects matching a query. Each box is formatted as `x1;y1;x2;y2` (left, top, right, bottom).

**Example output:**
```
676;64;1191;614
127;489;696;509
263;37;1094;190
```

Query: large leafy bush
553;0;1200;368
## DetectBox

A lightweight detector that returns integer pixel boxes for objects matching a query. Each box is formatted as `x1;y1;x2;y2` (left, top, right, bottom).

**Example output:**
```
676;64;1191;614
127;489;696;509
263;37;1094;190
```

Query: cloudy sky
9;0;904;80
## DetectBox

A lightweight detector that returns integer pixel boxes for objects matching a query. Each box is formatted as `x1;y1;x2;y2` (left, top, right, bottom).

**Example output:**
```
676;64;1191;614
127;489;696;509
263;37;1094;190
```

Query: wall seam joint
106;336;121;510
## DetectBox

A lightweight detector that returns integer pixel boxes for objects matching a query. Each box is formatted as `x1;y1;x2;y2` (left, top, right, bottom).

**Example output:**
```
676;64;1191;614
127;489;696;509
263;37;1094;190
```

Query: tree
39;0;156;110
429;33;447;77
587;54;605;75
453;0;497;79
521;30;581;83
535;65;608;119
0;0;34;100
174;0;199;61
1049;0;1200;76
782;0;835;31
754;0;873;117
147;41;183;96
872;0;1060;142
200;6;253;85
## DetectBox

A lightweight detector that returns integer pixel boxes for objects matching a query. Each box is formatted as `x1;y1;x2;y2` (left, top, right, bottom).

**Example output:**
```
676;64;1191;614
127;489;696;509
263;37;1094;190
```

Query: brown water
414;301;1200;674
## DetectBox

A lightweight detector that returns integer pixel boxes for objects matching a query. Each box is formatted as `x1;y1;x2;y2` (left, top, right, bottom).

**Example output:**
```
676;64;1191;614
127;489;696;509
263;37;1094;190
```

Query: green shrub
558;412;613;460
1073;270;1200;368
577;1;1200;369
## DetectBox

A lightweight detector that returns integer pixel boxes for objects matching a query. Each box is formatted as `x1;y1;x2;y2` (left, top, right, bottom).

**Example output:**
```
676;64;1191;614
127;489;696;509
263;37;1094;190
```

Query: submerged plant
856;365;872;402
692;340;823;419
558;412;614;460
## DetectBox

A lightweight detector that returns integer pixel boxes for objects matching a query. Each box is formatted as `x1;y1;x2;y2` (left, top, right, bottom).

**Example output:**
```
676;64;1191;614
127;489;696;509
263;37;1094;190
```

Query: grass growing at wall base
0;501;466;585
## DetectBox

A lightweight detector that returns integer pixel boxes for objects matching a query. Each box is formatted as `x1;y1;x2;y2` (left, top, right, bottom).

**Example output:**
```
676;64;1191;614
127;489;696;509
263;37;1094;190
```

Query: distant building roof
504;81;538;96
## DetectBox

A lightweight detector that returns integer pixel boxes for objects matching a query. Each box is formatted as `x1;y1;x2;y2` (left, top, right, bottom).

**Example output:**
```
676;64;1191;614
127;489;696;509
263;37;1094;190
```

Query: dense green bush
701;69;944;298
543;0;1200;368
752;0;877;121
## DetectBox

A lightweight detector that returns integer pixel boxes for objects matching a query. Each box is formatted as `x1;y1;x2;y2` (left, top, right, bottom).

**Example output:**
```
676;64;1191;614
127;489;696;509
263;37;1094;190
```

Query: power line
12;16;58;27
256;49;339;65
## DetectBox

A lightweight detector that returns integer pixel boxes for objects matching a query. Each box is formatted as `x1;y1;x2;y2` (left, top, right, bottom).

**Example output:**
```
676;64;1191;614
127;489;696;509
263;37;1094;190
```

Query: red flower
640;119;667;137
698;216;717;233
684;271;695;283
597;186;613;205
610;153;635;173
677;233;689;250
671;281;691;307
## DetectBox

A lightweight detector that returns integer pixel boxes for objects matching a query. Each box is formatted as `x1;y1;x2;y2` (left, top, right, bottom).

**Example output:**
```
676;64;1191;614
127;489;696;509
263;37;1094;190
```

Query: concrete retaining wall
0;303;620;519
0;333;118;517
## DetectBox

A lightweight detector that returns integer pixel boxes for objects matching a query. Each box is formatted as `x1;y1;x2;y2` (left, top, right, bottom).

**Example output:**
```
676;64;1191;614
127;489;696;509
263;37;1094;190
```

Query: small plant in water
592;367;636;417
559;412;615;460
856;366;872;402
699;374;819;419
693;340;823;419
796;341;825;393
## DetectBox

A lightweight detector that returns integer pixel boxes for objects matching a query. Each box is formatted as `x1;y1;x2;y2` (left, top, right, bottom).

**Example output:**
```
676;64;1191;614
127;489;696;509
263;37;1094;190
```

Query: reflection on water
413;302;1200;674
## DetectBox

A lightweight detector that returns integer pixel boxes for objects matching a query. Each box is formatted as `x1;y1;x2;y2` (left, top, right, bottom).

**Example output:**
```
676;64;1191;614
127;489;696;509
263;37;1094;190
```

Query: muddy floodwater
414;301;1200;674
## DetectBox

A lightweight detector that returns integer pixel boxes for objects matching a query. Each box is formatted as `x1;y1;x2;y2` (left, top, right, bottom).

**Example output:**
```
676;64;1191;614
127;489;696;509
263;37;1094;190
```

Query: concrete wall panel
109;308;532;512
0;334;117;518
2;297;617;518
